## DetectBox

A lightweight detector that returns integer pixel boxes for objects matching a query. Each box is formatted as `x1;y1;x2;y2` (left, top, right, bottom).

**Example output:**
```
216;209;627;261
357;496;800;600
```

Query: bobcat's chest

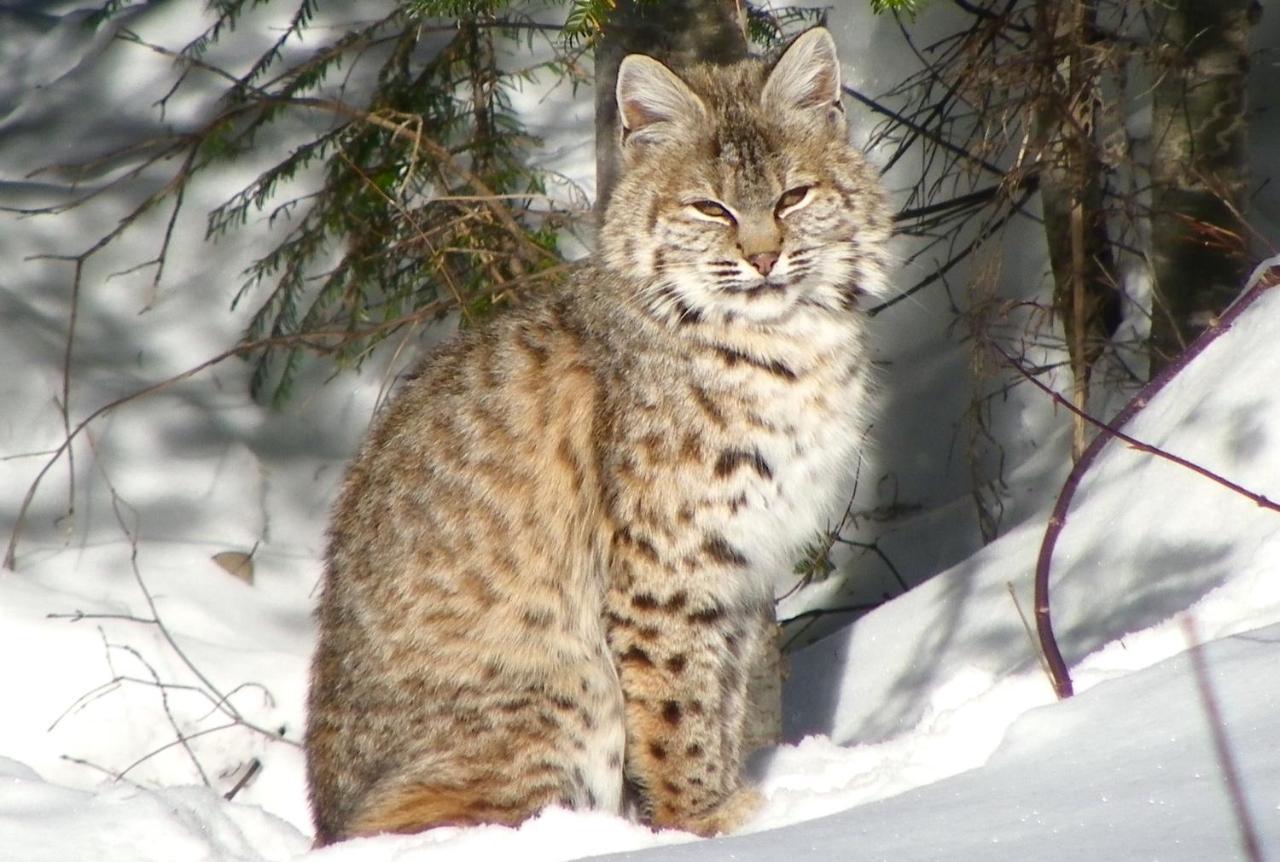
694;329;871;593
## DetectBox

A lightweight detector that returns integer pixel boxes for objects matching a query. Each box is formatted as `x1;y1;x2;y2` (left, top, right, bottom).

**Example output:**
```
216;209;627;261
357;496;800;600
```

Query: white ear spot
616;55;707;148
761;27;843;118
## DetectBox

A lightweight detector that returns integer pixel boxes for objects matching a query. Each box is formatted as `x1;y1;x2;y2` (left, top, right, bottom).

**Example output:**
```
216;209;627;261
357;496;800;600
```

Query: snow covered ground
2;3;1279;861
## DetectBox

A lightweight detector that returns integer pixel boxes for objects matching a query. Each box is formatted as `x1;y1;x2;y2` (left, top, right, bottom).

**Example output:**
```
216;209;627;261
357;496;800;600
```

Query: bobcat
305;26;891;845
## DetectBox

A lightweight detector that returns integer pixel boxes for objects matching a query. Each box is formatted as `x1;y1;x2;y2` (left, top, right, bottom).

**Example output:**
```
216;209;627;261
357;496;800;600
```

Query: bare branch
4;262;565;571
1000;261;1280;699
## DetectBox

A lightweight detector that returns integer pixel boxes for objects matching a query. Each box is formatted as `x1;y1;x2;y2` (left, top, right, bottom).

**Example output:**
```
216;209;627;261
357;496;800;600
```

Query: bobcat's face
643;146;873;324
602;31;890;327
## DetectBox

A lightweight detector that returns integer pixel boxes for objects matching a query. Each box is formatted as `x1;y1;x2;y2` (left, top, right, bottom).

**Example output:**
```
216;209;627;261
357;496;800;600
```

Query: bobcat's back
305;27;890;845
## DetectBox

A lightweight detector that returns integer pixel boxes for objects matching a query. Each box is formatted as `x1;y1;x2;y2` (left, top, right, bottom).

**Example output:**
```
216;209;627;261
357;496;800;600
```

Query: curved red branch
996;258;1280;699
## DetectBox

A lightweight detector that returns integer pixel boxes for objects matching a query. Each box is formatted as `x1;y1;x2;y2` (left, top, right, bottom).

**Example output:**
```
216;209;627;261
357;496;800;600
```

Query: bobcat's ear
761;27;844;130
616;55;707;149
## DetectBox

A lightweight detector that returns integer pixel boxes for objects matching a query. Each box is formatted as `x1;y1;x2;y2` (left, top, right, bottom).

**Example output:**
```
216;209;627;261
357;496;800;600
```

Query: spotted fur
305;27;891;846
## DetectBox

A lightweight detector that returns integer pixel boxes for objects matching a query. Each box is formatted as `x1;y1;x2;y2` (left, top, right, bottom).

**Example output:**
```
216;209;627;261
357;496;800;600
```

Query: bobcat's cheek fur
305;27;891;846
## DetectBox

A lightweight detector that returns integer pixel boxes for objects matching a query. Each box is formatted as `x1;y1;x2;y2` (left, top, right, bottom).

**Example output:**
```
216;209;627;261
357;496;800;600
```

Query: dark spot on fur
712;345;797;380
520;607;555;629
679;432;704;462
614;559;636;591
665;654;688;674
713;448;773;480
702;534;748;567
687;605;725;625
639;433;664;458
725;631;741;658
648;741;668;761
686;743;703;757
620;645;654;667
687;383;728;428
634;535;659;563
516;332;550;368
672;294;703;325
661;700;682;726
631;592;659;610
637;625;661;642
557;437;584;493
615;527;659;563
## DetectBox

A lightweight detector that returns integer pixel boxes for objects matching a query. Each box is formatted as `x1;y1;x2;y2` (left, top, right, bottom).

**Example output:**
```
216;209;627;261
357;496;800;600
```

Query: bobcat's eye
689;200;735;223
775;186;812;215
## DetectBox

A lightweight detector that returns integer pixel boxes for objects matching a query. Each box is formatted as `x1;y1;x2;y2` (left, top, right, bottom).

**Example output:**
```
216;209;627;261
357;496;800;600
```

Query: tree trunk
593;0;747;217
1148;0;1258;372
1034;0;1121;458
593;0;782;753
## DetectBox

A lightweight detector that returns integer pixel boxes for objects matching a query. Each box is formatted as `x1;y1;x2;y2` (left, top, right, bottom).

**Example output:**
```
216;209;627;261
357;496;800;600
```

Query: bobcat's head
602;28;891;327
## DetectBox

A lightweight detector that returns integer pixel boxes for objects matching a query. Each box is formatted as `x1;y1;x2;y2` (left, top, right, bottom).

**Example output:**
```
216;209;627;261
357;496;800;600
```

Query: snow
3;3;1280;861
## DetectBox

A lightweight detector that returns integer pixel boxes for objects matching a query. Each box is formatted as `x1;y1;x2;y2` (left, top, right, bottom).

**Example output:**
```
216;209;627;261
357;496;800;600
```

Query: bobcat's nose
747;251;779;277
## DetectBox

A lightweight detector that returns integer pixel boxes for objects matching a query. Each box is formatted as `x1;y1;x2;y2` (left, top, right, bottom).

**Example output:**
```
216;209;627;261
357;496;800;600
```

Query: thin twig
104;638;213;786
779;603;883;625
224;758;263;801
106;473;289;740
3;264;565;570
991;342;1280;514
1006;582;1053;686
1008;260;1280;699
116;722;240;783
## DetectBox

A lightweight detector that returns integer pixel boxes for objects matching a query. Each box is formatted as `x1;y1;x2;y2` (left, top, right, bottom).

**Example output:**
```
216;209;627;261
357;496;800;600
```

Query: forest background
2;1;1279;860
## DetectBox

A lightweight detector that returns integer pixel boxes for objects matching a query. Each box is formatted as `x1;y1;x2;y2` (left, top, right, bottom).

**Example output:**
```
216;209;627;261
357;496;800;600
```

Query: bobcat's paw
653;787;762;837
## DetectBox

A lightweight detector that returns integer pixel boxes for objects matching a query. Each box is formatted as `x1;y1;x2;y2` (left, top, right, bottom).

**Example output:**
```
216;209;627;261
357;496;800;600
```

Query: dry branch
997;260;1280;699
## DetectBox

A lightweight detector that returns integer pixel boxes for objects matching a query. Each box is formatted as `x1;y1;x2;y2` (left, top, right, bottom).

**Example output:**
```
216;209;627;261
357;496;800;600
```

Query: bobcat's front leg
605;532;765;836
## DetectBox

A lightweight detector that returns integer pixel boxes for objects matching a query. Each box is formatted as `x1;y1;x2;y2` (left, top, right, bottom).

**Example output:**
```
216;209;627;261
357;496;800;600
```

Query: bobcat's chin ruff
645;250;867;328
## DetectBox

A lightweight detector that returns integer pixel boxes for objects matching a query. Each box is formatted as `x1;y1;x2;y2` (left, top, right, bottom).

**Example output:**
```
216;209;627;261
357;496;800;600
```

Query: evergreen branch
275;97;558;266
